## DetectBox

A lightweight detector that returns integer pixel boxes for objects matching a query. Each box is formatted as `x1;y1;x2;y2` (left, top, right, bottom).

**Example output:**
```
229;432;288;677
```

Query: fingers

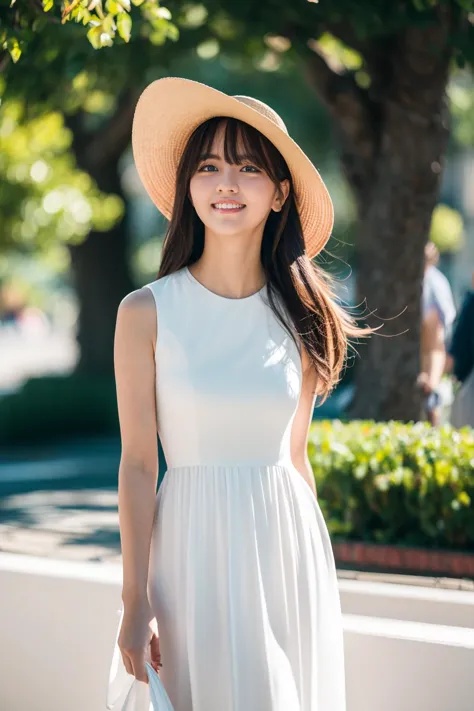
150;633;161;661
149;633;163;673
121;636;162;684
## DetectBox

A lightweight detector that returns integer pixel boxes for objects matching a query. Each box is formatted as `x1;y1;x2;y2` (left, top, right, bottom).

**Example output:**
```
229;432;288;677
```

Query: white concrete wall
339;578;474;628
0;554;122;711
344;614;474;711
1;553;473;711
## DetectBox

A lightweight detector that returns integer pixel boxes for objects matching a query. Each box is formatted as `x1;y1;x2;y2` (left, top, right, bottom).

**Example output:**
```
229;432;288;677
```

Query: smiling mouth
211;202;246;212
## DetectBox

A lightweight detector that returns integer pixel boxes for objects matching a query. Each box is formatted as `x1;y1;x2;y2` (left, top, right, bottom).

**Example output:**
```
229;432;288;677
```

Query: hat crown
232;95;289;135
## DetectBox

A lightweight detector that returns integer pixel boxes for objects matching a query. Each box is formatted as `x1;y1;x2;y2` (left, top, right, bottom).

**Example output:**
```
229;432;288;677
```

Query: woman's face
189;123;289;238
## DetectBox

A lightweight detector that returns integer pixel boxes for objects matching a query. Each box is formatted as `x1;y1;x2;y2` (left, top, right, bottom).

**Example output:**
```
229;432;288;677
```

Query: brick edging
333;541;474;578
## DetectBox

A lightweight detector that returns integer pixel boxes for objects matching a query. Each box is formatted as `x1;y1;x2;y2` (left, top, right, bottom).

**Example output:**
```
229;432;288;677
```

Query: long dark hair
157;116;370;400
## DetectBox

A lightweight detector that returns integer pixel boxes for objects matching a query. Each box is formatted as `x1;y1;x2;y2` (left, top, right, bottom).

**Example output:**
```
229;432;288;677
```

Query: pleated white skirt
145;463;346;711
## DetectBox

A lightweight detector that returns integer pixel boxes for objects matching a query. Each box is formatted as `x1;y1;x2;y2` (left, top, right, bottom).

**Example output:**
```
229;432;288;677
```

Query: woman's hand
417;371;433;395
118;599;161;684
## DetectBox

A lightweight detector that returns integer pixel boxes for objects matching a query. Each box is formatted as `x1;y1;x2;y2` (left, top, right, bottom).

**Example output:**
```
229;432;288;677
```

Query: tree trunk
65;92;138;375
303;12;454;421
68;198;133;375
350;120;446;421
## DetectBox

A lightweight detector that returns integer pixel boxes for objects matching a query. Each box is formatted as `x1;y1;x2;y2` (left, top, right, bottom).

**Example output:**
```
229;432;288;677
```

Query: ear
271;179;290;212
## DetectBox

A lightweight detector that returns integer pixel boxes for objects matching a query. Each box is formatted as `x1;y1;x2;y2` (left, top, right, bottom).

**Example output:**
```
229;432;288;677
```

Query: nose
216;165;239;194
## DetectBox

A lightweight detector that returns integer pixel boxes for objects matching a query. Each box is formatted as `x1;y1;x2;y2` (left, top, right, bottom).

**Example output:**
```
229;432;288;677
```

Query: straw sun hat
132;77;334;259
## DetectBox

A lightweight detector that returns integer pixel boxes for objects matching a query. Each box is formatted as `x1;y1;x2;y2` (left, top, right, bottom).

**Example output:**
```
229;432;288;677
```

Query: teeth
213;203;244;210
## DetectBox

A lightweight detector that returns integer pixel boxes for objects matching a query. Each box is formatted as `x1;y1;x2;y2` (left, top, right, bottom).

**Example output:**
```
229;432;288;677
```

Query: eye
241;165;261;173
197;163;218;172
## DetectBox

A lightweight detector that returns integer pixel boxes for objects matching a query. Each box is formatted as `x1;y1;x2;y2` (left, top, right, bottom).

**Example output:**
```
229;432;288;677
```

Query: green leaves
87;26;105;49
308;420;474;549
6;37;22;64
140;2;179;44
75;0;179;49
1;0;178;59
116;12;132;41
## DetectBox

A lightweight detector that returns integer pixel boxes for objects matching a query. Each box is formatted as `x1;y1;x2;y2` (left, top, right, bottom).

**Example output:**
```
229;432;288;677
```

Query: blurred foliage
315;32;362;72
0;0;184;256
187;0;474;68
429;203;465;253
448;69;474;146
133;236;164;278
309;420;474;550
2;2;473;104
0;88;124;252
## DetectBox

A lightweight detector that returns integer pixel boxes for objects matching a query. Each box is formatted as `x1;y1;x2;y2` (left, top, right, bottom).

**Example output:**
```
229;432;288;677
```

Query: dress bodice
143;267;302;469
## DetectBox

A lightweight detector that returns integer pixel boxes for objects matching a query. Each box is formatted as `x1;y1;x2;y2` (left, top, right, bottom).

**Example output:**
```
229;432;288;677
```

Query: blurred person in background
418;242;456;425
0;282;49;335
0;282;25;327
446;271;474;428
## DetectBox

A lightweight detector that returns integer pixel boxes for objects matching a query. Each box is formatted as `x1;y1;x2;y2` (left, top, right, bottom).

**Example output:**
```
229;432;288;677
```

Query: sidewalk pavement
0;436;122;563
0;436;473;591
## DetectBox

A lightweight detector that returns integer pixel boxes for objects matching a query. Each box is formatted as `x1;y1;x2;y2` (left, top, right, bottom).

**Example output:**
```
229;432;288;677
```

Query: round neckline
184;266;267;302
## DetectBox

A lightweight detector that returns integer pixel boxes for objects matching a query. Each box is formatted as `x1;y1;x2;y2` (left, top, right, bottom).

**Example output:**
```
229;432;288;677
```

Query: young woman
107;77;370;711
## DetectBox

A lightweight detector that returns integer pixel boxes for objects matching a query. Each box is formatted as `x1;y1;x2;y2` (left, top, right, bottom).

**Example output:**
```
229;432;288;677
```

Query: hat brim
132;77;334;260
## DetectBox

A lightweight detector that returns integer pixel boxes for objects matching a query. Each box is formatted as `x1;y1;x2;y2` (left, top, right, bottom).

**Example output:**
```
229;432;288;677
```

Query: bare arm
444;353;454;375
290;346;319;500
114;287;158;605
420;308;446;391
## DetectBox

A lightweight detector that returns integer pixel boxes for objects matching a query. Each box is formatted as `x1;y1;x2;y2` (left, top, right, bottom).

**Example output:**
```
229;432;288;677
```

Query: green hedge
308;420;474;551
0;373;119;446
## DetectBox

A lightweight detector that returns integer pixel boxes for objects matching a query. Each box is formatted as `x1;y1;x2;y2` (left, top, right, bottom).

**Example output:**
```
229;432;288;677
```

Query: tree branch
323;21;369;58
84;88;139;170
302;46;378;206
28;0;60;23
0;51;10;73
325;22;396;104
66;88;139;175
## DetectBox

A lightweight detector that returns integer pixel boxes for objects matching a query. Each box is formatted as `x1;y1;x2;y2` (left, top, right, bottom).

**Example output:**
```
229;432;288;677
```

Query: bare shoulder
119;286;155;314
116;286;157;345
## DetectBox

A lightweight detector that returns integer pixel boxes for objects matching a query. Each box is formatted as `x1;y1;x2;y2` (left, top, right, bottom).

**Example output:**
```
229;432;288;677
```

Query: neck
189;233;266;299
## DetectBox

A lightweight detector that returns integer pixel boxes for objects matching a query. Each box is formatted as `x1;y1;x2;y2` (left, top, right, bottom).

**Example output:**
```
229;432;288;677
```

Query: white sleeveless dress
106;266;346;711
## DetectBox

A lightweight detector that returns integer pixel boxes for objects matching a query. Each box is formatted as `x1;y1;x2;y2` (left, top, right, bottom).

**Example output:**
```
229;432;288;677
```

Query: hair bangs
189;117;289;184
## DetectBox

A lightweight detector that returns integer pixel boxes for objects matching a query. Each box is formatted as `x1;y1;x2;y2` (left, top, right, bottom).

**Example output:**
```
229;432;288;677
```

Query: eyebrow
199;152;220;161
198;152;259;163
